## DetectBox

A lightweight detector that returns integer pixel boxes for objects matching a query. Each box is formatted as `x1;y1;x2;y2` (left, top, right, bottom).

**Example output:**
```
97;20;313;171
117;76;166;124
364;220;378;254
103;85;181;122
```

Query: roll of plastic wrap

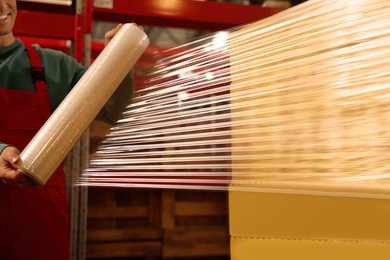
15;23;149;186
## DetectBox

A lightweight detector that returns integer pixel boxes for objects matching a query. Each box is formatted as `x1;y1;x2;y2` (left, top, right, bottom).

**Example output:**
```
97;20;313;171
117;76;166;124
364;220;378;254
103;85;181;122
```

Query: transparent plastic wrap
83;0;390;199
15;23;149;186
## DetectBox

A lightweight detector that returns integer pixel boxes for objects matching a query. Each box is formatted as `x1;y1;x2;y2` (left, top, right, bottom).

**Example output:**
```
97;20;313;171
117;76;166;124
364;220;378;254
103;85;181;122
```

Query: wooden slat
88;206;148;218
87;227;163;242
165;227;229;243
163;227;229;257
148;191;162;227
175;201;228;216
88;188;117;229
87;241;162;258
162;190;175;229
163;242;229;258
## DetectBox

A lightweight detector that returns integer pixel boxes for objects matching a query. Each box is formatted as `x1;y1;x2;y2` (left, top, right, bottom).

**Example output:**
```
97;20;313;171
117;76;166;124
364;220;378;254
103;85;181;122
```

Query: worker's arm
96;23;138;124
0;25;121;186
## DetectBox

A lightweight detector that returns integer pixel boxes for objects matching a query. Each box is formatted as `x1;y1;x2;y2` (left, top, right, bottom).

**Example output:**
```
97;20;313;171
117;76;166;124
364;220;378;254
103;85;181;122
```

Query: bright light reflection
178;68;193;79
178;92;189;102
205;72;214;80
204;31;229;52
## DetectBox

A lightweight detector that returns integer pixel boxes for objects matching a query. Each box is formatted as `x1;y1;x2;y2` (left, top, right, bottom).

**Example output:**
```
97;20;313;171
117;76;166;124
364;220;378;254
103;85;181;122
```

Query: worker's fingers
0;168;35;187
0;147;20;176
1;146;20;165
0;146;35;187
104;23;123;46
104;23;144;46
132;22;144;31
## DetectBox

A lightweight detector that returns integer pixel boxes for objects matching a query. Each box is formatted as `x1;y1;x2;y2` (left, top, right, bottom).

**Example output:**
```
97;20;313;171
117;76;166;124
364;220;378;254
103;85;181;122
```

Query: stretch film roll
16;23;149;186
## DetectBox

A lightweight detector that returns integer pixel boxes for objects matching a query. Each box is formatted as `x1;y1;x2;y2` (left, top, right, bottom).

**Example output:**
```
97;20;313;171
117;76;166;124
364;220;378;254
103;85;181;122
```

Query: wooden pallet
161;190;229;258
87;188;162;259
86;188;229;259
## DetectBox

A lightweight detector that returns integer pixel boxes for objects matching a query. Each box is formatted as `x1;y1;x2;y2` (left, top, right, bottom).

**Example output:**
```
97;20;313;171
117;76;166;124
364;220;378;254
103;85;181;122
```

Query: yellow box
229;191;390;259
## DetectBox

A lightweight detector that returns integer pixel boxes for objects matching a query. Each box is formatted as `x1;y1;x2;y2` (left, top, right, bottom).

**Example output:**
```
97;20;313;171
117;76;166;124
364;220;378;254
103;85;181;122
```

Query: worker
0;0;134;258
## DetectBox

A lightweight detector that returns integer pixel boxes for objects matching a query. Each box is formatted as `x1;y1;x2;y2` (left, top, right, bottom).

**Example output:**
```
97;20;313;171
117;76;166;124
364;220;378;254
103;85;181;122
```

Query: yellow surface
231;236;390;260
229;191;390;241
229;191;390;259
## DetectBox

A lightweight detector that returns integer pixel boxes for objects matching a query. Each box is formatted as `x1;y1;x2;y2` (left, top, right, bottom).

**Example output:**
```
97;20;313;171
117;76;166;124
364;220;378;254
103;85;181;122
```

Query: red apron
0;44;70;260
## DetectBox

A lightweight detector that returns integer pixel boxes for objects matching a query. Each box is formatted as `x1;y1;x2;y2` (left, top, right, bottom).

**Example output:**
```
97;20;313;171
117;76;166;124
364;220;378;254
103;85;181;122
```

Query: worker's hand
104;23;123;46
104;23;144;46
0;146;34;187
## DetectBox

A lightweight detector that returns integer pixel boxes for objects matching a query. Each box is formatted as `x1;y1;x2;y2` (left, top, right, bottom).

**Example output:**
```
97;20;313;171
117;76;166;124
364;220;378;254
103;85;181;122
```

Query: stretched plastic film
16;23;149;186
83;0;390;199
228;0;390;198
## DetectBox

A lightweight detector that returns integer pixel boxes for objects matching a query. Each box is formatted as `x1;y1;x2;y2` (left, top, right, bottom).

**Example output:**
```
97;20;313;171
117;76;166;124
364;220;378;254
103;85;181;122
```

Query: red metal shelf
15;0;284;61
93;0;284;31
14;10;76;39
16;36;71;54
14;0;93;62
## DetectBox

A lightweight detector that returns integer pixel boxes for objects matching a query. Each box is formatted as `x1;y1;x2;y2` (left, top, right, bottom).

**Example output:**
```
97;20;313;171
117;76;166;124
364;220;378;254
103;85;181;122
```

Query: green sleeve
96;71;135;124
0;143;8;154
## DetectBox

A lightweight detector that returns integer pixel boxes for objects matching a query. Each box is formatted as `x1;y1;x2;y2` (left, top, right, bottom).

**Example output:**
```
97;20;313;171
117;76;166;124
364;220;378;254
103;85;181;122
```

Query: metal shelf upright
14;1;93;260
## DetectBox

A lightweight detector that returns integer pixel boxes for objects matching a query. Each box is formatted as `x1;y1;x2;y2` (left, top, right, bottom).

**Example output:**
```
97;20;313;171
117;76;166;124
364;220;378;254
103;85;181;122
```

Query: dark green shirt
0;39;85;152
